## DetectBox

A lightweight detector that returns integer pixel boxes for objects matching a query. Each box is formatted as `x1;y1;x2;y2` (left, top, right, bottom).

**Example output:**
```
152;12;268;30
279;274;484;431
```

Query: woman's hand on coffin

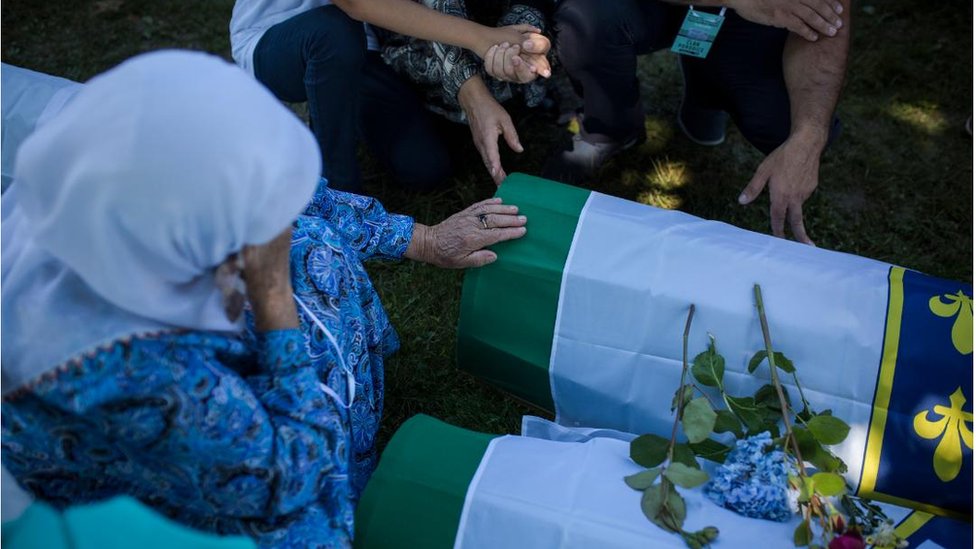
242;227;300;331
405;197;527;268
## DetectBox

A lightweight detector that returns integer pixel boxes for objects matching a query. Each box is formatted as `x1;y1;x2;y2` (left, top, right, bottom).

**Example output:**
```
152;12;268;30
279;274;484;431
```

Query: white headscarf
1;63;82;193
1;50;320;393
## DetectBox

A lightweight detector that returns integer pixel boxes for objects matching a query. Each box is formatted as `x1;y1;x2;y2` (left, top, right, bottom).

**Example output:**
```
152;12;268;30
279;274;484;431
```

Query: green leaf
672;443;701;470
755;384;788;410
664;462;710;489
689;439;731;463
640;485;667;528
665;483;687;528
797;406;813;422
671;385;693;413
773;352;796;374
631;434;669;467
794;428;846;473
725;396;766;434
713;410;742;435
624;467;661;491
806;415;851;445
747;350;766;373
641;484;685;533
692;338;725;388
811;472;847;496
797;476;813;504
793;426;817;454
682;397;718;443
793;521;813;546
747;350;796;374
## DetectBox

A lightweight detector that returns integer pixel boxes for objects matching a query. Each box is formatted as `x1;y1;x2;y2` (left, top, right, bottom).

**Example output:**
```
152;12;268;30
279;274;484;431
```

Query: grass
3;0;972;448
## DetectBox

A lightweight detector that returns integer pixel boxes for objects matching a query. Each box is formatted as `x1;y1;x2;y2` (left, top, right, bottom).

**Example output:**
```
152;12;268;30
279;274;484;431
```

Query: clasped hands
478;25;551;84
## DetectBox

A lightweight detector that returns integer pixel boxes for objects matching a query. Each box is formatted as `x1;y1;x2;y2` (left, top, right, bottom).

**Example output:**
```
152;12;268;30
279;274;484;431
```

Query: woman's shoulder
4;331;252;403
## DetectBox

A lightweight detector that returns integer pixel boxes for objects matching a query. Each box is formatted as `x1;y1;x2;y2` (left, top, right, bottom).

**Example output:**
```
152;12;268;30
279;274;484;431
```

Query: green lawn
3;0;971;446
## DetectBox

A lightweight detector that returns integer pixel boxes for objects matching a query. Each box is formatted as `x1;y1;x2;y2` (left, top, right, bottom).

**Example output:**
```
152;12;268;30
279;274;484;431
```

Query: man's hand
405;198;528;268
727;0;844;41
458;76;523;185
483;33;551;83
738;130;827;245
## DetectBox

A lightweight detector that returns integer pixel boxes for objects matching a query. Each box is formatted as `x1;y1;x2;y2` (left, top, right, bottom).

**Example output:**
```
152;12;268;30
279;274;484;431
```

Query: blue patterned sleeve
20;331;351;524
302;178;415;261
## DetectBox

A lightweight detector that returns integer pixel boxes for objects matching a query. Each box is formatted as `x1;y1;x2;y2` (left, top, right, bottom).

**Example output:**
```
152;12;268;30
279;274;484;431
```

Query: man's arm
663;0;844;42
781;2;850;147
738;0;851;244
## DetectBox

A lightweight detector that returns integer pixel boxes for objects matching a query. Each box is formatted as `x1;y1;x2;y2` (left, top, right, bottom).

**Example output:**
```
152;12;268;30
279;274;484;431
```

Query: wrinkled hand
483;33;551;83
242;227;299;330
458;77;523;185
738;134;825;245
406;198;527;268
728;0;844;41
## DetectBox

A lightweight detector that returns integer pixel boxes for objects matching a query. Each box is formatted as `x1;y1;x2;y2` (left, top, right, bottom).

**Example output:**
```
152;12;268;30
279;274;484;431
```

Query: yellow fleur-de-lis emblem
929;290;973;355
913;387;974;482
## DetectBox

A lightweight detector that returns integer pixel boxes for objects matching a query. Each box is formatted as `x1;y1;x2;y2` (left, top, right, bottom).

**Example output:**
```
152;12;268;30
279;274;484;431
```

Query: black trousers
553;0;797;154
253;5;451;193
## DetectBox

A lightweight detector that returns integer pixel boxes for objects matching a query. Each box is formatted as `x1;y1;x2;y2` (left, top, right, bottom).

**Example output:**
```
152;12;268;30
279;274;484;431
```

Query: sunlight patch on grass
623;158;689;207
619;157;689;193
887;101;948;134
637;188;684;210
647;158;690;190
643;116;675;154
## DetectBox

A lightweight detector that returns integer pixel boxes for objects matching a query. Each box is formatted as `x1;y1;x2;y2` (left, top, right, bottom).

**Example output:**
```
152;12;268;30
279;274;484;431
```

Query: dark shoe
542;131;644;184
677;62;727;146
677;101;728;146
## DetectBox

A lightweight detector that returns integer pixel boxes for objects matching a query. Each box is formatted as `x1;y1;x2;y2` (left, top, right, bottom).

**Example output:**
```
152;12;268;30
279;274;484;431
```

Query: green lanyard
671;6;727;59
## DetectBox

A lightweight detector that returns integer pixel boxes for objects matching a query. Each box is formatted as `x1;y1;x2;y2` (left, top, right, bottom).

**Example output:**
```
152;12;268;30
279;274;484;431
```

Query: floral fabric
1;180;414;548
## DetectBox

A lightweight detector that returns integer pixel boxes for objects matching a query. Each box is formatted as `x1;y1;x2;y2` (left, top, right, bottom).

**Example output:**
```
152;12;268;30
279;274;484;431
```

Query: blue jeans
253;6;451;192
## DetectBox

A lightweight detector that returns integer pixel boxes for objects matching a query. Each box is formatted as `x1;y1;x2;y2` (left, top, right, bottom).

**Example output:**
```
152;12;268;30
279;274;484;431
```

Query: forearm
302;184;414;261
334;0;492;55
783;0;851;147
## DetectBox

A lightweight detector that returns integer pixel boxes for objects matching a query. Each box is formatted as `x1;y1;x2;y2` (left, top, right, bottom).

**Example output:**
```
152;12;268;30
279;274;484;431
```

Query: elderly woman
0;51;525;548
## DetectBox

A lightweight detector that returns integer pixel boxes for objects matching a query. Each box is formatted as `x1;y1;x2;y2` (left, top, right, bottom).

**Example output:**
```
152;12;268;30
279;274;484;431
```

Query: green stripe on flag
458;173;591;410
354;415;495;549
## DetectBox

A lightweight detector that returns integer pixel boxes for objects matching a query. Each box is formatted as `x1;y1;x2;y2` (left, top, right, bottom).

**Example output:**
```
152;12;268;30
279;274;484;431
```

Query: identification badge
671;7;726;58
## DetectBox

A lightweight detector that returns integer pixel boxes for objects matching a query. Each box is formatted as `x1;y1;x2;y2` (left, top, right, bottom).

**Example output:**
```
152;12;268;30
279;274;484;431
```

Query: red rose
829;531;865;549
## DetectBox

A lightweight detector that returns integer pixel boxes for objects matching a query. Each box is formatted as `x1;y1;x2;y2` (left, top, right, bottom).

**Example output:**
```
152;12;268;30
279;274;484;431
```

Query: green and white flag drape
355;415;971;549
458;174;972;518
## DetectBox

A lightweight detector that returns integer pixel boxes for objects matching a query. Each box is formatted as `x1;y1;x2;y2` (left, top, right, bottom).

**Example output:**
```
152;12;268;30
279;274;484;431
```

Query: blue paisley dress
1;181;414;548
